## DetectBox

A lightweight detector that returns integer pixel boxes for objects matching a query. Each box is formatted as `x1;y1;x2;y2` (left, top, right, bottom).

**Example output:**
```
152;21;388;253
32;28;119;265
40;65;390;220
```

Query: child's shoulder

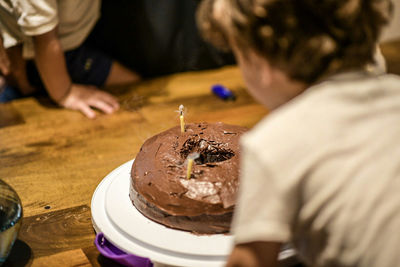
242;72;400;161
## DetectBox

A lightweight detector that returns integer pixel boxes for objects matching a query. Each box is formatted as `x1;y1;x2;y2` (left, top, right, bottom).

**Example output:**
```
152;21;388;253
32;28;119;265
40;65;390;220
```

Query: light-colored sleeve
231;141;292;245
15;0;58;36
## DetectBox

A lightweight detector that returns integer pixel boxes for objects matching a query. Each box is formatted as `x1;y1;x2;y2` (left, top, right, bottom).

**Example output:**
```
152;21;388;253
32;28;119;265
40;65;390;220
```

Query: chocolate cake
130;122;247;234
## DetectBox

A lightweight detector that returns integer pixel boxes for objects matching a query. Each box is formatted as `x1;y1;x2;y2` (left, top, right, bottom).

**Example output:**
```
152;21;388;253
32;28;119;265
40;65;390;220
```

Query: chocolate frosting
130;122;247;233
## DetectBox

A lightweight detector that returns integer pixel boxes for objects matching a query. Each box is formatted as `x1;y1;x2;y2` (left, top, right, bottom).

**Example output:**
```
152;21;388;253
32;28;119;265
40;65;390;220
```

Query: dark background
88;0;235;78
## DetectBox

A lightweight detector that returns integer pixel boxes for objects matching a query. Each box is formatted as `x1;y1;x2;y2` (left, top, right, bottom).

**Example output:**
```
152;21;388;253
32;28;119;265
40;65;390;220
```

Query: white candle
186;152;200;179
186;158;194;179
179;104;185;133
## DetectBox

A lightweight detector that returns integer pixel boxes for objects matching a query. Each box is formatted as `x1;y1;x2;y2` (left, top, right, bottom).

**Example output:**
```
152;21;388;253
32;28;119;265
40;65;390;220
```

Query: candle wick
179;104;184;116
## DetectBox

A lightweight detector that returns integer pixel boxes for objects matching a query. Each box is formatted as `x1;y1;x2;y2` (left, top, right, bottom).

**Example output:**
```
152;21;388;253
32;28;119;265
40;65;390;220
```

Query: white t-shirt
0;0;100;58
233;71;400;267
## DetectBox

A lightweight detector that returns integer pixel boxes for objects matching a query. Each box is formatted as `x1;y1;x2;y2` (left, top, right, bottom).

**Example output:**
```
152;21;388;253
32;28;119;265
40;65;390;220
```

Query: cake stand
91;160;298;267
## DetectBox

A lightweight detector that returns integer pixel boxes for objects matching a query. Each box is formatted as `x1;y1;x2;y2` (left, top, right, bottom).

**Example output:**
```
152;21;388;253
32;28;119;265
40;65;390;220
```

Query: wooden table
1;39;399;266
0;65;268;266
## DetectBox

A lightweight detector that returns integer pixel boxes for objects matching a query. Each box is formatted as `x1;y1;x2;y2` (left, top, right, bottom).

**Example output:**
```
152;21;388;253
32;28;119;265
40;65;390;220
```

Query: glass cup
0;180;22;265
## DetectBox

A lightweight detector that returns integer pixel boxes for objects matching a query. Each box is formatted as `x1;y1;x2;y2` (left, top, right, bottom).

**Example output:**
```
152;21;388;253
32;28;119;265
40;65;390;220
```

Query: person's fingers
97;91;120;110
78;103;96;119
88;98;115;114
60;84;120;118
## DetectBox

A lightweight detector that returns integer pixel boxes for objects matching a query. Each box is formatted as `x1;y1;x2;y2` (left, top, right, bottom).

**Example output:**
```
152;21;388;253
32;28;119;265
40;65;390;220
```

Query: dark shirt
87;0;235;78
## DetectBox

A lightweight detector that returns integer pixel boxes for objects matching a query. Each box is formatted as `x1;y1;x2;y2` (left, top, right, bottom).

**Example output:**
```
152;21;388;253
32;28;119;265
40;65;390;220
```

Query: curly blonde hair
197;0;393;83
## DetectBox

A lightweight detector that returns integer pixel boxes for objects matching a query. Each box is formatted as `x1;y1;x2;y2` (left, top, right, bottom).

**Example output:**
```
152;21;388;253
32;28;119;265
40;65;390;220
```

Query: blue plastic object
211;84;236;100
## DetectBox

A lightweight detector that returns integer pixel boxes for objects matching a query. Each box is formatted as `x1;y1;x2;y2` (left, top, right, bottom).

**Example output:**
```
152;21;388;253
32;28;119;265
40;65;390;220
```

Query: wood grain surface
0;65;267;266
1;39;399;266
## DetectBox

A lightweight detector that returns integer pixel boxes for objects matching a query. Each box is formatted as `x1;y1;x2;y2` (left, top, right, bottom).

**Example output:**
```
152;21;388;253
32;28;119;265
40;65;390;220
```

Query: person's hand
226;242;281;267
59;84;120;119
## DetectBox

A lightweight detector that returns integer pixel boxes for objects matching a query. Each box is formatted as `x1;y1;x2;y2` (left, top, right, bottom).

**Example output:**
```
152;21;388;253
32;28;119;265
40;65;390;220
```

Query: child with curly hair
197;0;399;266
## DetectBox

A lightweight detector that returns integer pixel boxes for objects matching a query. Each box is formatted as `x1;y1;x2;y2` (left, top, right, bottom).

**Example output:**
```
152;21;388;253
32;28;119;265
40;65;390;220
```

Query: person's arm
0;34;10;75
226;242;281;267
33;27;119;118
3;45;36;95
